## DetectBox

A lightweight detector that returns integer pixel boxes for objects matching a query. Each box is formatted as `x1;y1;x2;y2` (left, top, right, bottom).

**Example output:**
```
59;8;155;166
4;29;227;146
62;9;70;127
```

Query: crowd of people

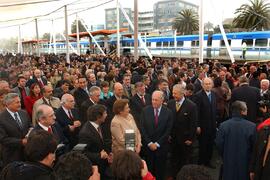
0;52;270;180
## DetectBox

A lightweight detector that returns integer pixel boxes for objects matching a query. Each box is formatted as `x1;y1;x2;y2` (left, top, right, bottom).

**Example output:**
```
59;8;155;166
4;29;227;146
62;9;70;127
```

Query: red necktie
21;88;27;101
154;109;159;127
68;110;74;121
141;96;146;105
97;126;103;140
48;127;52;134
38;80;44;88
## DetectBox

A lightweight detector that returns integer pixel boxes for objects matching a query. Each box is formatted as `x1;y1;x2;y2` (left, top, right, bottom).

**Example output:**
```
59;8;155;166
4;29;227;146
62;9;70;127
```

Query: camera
258;93;270;108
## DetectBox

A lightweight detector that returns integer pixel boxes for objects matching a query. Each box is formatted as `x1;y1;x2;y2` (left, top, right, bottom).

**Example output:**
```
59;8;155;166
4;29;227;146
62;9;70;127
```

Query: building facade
105;8;132;31
153;0;198;31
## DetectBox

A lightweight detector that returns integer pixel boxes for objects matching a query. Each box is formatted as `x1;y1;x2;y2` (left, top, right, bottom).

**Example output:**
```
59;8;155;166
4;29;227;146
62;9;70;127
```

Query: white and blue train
42;31;270;60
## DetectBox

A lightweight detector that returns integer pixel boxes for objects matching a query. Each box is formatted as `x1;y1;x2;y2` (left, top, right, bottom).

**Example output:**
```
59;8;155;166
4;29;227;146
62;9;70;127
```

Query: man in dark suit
193;70;205;93
80;86;101;124
167;84;197;178
27;69;47;88
130;82;151;129
86;73;101;90
74;76;89;108
140;90;173;180
12;76;30;109
53;80;70;99
31;104;68;145
55;94;81;149
79;104;112;180
0;93;31;166
231;75;261;122
194;78;217;168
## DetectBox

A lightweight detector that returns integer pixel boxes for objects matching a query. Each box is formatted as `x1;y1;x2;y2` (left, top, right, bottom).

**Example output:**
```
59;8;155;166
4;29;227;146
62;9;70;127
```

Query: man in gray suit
0;93;31;166
12;76;30;109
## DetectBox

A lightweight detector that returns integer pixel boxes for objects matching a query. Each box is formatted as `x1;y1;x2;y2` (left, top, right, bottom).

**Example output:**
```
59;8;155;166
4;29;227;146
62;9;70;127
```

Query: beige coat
32;96;61;125
111;113;141;155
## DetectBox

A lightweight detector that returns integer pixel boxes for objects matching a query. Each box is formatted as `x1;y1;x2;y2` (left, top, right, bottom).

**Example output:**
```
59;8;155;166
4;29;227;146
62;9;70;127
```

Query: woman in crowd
111;99;141;155
24;83;42;118
112;150;155;180
100;81;113;101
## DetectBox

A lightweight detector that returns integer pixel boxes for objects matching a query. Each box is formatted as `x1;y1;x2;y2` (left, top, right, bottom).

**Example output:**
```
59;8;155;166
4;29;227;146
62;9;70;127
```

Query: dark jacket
167;98;197;144
0;110;31;166
0;161;56;180
231;84;261;122
250;125;270;180
215;116;256;180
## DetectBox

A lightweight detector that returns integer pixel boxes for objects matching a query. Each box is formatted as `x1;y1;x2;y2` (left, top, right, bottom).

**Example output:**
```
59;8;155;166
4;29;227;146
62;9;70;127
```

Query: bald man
27;69;47;88
55;94;81;149
140;90;173;180
194;78;217;168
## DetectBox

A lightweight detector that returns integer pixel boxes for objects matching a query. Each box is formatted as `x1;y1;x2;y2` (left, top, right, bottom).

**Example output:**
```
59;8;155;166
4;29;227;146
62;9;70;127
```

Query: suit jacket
122;84;136;99
12;86;30;99
130;93;151;129
194;90;217;134
55;107;81;148
53;87;67;99
167;98;197;144
31;123;68;145
27;77;47;88
231;84;261;122
140;105;173;150
79;121;111;174
32;97;61;125
193;78;203;93
74;88;89;108
80;99;95;124
0;109;31;165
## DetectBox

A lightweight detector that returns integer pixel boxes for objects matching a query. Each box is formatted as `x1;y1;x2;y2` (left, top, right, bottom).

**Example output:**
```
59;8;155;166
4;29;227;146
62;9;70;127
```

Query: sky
0;0;263;39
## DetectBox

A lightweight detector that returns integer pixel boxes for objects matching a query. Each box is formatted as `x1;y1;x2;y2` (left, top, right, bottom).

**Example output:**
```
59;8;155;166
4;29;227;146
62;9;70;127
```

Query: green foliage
173;9;199;35
233;0;270;30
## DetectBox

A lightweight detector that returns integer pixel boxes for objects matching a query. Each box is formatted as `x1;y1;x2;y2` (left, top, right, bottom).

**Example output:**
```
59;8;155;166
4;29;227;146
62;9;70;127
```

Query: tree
204;21;214;32
42;33;50;41
173;9;199;35
233;0;270;30
71;20;87;33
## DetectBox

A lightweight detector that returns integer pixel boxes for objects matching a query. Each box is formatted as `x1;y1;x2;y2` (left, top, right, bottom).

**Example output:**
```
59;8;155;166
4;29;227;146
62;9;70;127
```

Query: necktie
48;126;52;134
38;79;44;88
97;126;103;139
154;109;159;127
14;113;23;129
141;96;146;105
176;102;181;111
68;110;74;121
208;93;211;103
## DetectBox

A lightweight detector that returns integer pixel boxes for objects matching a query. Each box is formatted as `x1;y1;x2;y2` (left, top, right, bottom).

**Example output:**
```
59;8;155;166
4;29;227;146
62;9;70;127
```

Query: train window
170;41;175;47
220;40;231;46
157;42;162;47
177;41;183;47
243;39;253;46
255;39;267;46
191;41;199;46
146;42;151;47
163;42;169;47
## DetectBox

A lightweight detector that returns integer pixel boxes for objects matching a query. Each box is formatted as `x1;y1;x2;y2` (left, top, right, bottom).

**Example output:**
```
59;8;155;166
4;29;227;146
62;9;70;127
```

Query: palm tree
233;0;270;30
204;21;214;32
173;9;199;35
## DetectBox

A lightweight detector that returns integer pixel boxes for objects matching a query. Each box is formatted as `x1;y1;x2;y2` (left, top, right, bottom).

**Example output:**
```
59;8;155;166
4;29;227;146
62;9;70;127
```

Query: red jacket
24;95;42;118
257;118;270;131
143;172;155;180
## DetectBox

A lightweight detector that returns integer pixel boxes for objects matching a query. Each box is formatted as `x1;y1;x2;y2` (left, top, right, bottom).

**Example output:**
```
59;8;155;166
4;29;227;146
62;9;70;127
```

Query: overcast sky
0;0;263;39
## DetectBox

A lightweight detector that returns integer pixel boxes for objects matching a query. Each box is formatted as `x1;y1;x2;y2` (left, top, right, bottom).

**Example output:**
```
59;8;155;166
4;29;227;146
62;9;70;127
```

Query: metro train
44;31;270;60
